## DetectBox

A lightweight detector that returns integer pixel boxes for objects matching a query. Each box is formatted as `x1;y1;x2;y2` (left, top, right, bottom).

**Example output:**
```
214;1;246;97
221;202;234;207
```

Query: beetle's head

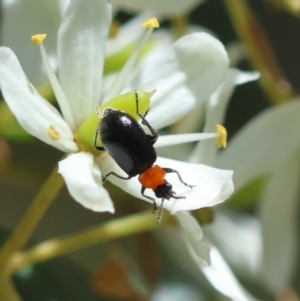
154;183;185;200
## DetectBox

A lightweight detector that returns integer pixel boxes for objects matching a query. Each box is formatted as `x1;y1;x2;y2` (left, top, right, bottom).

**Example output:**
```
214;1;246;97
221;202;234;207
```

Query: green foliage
227;176;267;208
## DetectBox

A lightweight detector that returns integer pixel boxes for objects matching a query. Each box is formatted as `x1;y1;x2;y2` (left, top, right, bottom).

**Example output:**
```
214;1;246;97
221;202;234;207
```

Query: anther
31;34;47;46
142;17;160;29
216;124;227;148
47;125;60;140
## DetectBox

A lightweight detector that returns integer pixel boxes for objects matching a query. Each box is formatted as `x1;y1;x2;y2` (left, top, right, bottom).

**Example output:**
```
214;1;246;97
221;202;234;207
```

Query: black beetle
94;90;194;222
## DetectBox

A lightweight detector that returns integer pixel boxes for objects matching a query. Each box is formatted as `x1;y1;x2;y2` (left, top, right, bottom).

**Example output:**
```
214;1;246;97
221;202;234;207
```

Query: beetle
94;90;194;222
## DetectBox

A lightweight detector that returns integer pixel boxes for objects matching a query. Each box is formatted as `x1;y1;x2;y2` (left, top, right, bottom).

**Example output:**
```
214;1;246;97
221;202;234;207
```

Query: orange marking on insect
138;165;167;190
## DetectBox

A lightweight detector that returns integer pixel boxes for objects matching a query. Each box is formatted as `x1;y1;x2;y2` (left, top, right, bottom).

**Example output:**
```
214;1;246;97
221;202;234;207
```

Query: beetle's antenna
157;199;165;223
170;192;185;200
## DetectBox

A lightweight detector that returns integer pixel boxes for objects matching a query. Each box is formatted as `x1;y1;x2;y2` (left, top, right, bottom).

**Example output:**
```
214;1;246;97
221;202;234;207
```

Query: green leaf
226;176;267;208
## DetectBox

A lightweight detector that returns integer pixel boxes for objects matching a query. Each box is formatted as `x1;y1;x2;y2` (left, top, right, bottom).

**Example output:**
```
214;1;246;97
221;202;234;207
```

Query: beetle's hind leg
163;168;195;188
141;186;157;213
102;171;131;183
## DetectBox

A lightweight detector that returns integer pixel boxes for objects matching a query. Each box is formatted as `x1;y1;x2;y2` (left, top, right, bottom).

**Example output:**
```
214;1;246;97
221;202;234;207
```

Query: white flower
155;68;261;300
0;0;233;219
181;64;299;296
215;100;300;291
157;214;260;301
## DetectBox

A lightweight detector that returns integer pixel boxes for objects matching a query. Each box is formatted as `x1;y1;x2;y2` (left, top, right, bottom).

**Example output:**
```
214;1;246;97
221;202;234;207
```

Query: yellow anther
216;124;227;148
47;125;60;140
142;17;160;29
31;34;47;46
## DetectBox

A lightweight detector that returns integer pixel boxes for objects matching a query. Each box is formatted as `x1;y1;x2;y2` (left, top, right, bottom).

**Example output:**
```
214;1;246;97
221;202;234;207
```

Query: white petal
0;47;77;152
104;20;155;101
175;211;211;265
215;100;300;190
97;154;234;212
57;0;70;15
58;0;112;128
201;247;259;301
204;210;262;278
110;0;203;17
58;152;114;213
106;11;152;56
2;0;61;84
258;157;300;290
205;69;259;132
136;28;173;70
39;43;76;131
155;226;212;280
157;223;257;300
155;133;217;148
168;102;206;136
190;69;259;165
126;33;229;130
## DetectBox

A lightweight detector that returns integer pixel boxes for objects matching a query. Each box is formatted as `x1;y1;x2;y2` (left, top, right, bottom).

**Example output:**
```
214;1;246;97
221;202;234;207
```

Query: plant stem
171;15;189;38
268;0;300;17
223;0;296;103
9;211;175;273
0;272;22;301
0;166;64;270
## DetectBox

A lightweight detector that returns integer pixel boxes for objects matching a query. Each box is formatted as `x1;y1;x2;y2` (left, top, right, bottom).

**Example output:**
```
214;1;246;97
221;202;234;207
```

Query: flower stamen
142;17;160;29
31;34;47;46
104;17;160;103
216;124;227;148
31;34;75;132
47;125;60;140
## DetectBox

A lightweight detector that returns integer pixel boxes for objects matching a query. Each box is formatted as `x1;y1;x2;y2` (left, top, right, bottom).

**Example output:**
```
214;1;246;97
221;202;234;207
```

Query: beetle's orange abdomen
138;165;167;190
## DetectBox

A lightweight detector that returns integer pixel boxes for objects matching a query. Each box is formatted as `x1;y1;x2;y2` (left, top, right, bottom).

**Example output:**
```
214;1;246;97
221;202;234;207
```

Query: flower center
31;17;160;154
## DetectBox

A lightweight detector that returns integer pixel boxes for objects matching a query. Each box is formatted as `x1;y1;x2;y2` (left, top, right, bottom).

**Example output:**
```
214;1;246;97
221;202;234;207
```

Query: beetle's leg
94;123;105;151
134;90;158;144
141;186;157;213
157;199;165;223
102;172;131;183
139;113;158;144
95;105;101;118
163;168;195;188
143;107;150;118
93;124;105;151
